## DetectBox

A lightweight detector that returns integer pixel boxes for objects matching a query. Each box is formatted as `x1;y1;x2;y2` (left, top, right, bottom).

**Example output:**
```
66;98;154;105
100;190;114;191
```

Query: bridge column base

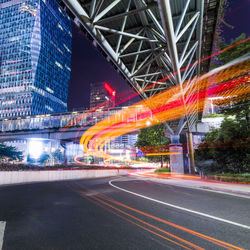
169;135;184;174
169;145;184;174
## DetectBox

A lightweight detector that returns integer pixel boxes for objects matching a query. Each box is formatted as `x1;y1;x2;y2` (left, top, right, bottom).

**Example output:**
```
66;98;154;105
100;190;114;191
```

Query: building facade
90;82;116;109
0;0;72;118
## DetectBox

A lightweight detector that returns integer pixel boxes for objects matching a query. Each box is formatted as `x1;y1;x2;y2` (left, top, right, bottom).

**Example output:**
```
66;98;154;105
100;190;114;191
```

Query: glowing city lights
76;56;249;165
28;140;43;159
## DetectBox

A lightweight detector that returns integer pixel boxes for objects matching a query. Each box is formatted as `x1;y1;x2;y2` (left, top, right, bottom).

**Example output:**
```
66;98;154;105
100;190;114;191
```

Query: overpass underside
56;0;220;173
58;0;219;134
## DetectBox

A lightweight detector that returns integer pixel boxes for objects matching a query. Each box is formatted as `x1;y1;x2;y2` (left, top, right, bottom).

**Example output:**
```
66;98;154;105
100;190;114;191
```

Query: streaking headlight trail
76;56;249;165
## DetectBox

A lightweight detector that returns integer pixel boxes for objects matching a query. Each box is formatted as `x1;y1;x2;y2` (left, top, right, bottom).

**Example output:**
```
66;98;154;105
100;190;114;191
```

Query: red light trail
77;56;249;165
58;39;249;166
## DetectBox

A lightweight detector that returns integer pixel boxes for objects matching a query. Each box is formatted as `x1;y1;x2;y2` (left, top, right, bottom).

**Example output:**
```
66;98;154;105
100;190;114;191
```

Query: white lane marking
131;171;250;199
109;179;250;230
147;178;250;199
0;221;6;250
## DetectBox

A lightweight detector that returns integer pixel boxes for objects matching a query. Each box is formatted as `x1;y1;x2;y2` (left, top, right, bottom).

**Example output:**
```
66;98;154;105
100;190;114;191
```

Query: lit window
46;87;54;94
63;44;71;53
55;61;63;69
57;23;63;31
65;65;71;71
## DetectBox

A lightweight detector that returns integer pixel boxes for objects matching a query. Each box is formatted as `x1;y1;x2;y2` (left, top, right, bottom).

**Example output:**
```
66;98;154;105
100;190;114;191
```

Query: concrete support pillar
61;141;67;166
169;135;184;174
64;149;68;166
187;132;195;174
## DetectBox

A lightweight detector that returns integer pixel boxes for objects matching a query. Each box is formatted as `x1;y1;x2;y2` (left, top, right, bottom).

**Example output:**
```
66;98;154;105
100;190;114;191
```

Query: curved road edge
109;178;250;230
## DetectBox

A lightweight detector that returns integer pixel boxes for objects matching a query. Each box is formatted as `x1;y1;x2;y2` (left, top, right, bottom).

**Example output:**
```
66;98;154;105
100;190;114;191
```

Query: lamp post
160;132;163;168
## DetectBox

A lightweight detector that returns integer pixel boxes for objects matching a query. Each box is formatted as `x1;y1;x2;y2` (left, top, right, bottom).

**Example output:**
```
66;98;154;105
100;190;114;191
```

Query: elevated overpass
0;106;144;142
0;107;141;164
56;0;221;172
0;126;89;142
57;0;220;133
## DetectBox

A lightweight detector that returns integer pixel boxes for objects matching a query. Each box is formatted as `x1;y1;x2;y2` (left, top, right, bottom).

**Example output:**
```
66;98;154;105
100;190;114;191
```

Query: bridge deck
57;0;220;133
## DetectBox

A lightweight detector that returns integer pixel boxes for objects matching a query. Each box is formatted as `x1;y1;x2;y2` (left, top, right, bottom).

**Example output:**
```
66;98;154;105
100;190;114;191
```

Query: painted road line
130;172;250;199
0;221;6;250
109;179;250;230
147;178;250;199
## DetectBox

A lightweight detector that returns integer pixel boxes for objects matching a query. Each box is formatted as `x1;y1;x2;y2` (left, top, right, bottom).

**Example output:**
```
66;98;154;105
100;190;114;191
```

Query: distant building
203;97;224;116
90;82;116;109
111;133;138;149
0;0;72;119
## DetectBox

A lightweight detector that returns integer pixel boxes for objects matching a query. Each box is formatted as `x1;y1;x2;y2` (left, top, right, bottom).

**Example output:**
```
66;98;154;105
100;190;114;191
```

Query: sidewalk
133;171;250;197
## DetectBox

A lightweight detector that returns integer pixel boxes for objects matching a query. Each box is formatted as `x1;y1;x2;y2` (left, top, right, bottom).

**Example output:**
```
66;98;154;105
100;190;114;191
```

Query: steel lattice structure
57;0;220;136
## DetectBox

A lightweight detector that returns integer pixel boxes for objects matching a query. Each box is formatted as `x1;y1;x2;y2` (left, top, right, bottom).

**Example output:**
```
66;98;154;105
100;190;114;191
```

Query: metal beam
175;0;191;36
158;0;182;85
94;0;121;23
95;25;158;42
132;39;143;74
61;0;204;136
176;12;200;42
119;47;162;58
95;2;157;25
92;0;104;20
119;29;144;55
63;0;137;94
89;0;97;19
132;50;165;77
115;0;131;55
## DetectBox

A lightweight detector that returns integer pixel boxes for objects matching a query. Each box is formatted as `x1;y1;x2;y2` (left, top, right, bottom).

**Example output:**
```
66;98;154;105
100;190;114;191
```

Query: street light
28;140;43;159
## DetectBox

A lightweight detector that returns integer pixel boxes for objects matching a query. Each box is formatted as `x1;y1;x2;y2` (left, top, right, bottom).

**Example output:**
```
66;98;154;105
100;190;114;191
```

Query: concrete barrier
0;169;134;186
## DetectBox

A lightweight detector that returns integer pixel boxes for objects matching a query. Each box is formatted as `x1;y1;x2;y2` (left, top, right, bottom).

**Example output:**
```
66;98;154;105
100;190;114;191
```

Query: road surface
0;176;249;249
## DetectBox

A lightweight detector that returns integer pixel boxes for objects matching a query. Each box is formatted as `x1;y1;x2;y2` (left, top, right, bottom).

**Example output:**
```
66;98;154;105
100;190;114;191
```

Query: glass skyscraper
90;82;116;109
0;0;72;118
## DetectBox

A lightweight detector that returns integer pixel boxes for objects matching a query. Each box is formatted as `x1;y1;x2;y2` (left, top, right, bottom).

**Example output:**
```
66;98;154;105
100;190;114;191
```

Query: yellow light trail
76;57;249;165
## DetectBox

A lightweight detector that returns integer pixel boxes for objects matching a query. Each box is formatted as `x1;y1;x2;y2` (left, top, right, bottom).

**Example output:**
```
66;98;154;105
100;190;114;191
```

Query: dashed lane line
0;221;6;250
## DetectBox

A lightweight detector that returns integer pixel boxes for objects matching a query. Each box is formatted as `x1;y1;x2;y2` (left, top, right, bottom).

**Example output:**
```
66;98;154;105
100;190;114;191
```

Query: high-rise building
90;82;116;109
0;0;72;118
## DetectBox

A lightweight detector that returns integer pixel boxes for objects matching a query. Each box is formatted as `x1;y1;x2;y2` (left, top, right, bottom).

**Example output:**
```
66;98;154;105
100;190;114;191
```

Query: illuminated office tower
90;82;116;109
0;0;72;118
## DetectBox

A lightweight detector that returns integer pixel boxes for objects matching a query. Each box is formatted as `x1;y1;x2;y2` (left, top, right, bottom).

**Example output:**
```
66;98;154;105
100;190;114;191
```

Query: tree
195;118;250;174
215;33;250;65
27;152;50;164
198;33;250;174
219;100;249;123
52;149;64;163
0;143;23;161
38;153;50;164
135;124;170;162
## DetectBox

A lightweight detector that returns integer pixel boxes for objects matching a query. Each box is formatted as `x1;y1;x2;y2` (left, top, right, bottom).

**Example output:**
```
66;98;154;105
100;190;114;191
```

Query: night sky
67;0;250;111
67;25;132;111
221;0;250;43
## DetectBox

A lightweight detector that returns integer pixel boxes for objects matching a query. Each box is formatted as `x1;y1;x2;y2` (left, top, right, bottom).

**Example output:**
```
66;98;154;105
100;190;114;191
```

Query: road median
0;169;136;186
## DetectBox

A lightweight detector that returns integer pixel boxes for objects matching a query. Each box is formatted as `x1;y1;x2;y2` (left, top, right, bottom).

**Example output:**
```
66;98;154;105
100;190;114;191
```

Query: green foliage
216;33;250;65
0;143;23;161
217;86;249;132
199;33;250;173
135;124;170;162
52;149;64;163
38;153;50;164
203;113;225;118
206;174;250;183
27;153;50;164
219;100;249;125
195;118;250;174
155;167;170;173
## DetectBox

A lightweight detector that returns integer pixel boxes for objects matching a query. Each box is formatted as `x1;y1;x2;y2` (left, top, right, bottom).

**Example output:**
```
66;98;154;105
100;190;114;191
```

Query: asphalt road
0;176;250;250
